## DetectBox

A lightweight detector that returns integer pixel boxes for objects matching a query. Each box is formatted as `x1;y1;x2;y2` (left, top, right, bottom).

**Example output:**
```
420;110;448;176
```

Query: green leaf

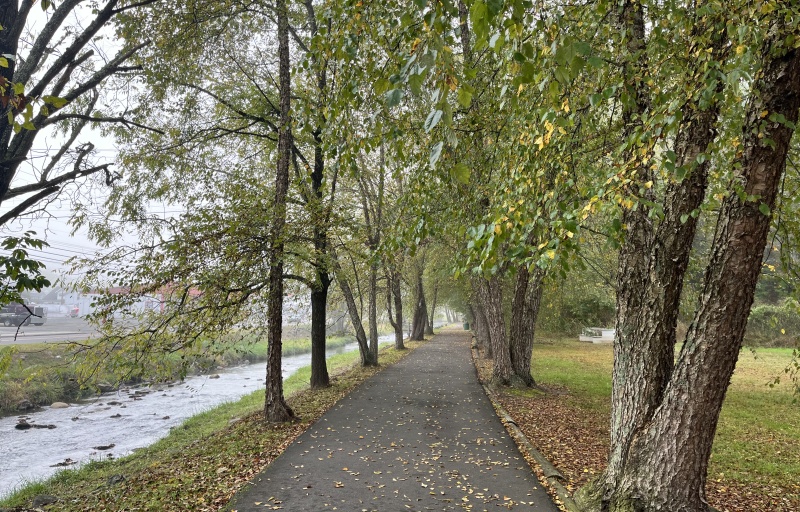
374;78;391;96
424;109;443;132
486;0;504;17
411;0;426;9
457;87;473;108
22;121;35;130
587;56;604;68
429;141;444;167
385;89;403;108
451;163;470;184
409;74;424;96
759;203;771;216
470;1;489;42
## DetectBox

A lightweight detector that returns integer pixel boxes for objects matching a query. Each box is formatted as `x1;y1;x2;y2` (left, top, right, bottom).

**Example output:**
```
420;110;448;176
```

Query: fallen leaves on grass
473;350;800;512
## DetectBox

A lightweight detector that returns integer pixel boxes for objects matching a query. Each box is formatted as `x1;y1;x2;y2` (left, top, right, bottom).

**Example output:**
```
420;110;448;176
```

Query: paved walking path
228;329;559;511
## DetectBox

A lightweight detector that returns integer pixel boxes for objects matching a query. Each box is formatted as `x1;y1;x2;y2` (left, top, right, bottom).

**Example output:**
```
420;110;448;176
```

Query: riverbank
0;339;421;510
0;331;371;417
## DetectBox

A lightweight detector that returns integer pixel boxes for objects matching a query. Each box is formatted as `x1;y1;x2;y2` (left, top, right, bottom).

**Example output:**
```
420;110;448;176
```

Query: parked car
0;303;47;327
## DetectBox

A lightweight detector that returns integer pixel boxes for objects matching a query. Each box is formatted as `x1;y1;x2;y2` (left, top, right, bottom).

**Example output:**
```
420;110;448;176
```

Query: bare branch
0;186;59;226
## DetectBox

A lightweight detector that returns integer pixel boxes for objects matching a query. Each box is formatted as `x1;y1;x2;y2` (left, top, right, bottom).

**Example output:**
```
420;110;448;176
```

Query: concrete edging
471;346;581;512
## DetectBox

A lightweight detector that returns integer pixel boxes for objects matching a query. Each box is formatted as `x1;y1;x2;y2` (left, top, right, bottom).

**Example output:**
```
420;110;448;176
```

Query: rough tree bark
410;272;428;341
600;7;729;494
470;292;493;359
475;275;513;385
263;0;296;423
577;12;800;512
508;265;545;387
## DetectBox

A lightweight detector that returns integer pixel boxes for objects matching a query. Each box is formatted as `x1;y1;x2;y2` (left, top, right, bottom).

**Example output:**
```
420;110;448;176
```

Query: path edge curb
471;346;581;512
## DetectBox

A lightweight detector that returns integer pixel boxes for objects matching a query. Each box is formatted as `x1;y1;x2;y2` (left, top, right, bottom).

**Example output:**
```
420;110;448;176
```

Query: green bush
538;285;616;335
745;300;800;348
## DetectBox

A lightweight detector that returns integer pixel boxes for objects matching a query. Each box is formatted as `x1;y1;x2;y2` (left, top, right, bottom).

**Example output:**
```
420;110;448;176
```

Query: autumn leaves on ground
476;338;800;512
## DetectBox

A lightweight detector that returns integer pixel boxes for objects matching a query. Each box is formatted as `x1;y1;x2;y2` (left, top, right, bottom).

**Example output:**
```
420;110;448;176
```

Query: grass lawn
0;340;420;511
485;336;800;512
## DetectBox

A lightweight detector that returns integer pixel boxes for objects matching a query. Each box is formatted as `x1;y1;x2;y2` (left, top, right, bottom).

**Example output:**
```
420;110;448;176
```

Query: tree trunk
578;24;800;512
410;273;428;341
508;265;545;387
337;270;375;367
304;0;333;391
471;297;492;359
602;10;728;493
368;261;379;362
476;275;512;385
263;0;295;423
425;283;437;335
309;280;330;389
386;267;405;350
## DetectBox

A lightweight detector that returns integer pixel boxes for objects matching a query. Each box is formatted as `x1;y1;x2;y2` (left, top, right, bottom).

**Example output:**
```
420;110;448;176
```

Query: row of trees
2;1;800;511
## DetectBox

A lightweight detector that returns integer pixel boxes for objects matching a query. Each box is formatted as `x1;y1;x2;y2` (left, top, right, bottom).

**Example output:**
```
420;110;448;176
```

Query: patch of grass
0;340;421;511
529;337;800;493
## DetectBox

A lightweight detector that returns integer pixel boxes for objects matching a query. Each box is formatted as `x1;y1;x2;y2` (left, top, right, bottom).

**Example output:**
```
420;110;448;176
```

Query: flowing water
0;338;391;498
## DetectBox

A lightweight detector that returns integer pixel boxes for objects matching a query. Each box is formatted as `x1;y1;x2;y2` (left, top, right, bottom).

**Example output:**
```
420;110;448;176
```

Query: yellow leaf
494;224;501;235
562;97;570;113
736;45;745;55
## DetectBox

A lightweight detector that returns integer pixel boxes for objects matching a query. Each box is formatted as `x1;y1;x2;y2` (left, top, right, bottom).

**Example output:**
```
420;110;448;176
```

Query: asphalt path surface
0;317;98;346
229;329;559;512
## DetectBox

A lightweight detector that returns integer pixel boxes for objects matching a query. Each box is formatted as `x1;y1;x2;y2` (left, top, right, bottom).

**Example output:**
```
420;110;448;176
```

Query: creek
0;337;391;498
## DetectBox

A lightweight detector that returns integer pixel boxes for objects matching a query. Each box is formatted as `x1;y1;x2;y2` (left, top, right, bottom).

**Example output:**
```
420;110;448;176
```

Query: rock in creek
15;420;31;430
110;413;122;419
50;402;70;409
97;382;116;393
93;443;115;450
50;459;77;467
16;399;34;411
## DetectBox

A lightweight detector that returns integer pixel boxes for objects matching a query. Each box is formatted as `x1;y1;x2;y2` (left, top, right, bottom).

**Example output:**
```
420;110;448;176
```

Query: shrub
745;300;800;347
